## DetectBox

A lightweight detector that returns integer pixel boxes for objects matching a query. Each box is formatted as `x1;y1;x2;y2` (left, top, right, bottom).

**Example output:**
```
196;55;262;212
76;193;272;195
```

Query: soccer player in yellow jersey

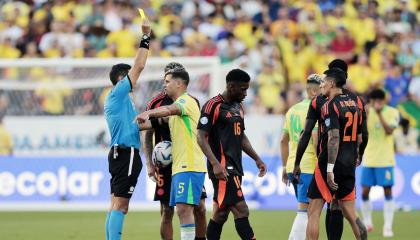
137;68;207;240
281;74;321;240
360;89;400;238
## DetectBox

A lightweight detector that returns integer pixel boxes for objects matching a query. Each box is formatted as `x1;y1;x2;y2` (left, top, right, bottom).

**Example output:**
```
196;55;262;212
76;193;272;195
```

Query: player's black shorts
154;164;172;202
154;165;207;203
108;147;142;198
211;175;244;208
307;163;355;203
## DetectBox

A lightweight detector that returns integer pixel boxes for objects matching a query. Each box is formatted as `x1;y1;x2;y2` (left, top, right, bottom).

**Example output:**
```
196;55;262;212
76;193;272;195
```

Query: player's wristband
327;163;334;173
139;34;150;49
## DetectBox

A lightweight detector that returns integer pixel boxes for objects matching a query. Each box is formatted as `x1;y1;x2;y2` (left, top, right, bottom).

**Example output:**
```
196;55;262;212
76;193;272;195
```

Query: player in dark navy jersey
197;69;267;240
304;68;367;240
294;59;368;240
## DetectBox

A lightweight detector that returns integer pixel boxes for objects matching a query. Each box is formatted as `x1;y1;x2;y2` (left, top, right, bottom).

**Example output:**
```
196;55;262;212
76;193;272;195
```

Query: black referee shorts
108;147;142;198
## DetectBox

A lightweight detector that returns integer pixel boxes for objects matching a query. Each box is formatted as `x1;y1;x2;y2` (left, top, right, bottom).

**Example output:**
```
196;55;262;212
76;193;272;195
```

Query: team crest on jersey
325;118;330;127
200;116;208;124
179;99;186;104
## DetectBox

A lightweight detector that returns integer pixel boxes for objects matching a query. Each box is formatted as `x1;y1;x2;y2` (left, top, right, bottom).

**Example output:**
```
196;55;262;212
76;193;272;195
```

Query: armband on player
139;34;151;49
327;163;334;173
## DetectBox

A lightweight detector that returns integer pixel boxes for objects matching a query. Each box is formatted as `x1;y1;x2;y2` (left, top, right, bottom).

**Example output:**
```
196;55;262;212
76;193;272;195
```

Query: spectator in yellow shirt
0;38;21;58
106;19;136;57
258;62;285;113
348;53;377;94
0;113;13;156
270;7;298;39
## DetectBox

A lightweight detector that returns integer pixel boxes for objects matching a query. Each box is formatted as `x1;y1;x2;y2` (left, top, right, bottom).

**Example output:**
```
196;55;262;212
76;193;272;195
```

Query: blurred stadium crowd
0;0;419;152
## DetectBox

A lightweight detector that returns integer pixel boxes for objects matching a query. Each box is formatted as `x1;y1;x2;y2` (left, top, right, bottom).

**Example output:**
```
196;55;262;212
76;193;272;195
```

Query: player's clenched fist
256;159;267;177
213;162;228;181
136;112;149;123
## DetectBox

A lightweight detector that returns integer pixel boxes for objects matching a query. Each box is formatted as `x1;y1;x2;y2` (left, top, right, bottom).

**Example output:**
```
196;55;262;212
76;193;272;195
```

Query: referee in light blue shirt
103;19;151;240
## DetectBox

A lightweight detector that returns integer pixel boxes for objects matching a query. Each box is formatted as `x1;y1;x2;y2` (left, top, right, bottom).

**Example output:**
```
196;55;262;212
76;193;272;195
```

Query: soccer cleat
366;224;374;232
383;228;394;238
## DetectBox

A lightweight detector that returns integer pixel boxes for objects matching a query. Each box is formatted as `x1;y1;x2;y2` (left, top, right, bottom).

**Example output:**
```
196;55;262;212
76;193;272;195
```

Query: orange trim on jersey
233;176;241;189
146;91;166;110
314;163;333;203
357;97;363;125
312;98;317;110
333;103;339;116
155;100;163;108
321;101;330;118
212;103;221;125
205;95;222;114
356;96;364;111
217;142;227;207
341;187;356;201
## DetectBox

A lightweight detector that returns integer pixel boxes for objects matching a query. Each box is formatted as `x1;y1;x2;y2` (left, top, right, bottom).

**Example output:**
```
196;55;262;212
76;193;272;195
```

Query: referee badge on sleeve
200;116;208;125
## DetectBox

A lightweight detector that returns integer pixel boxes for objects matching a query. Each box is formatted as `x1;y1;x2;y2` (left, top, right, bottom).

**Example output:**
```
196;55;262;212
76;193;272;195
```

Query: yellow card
138;8;146;20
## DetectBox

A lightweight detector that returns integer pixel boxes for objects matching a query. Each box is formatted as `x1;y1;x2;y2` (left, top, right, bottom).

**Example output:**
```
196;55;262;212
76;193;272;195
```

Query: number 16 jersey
197;94;245;179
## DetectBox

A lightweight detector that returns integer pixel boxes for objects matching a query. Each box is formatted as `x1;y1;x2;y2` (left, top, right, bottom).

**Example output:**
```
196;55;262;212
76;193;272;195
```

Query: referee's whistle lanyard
113;144;118;159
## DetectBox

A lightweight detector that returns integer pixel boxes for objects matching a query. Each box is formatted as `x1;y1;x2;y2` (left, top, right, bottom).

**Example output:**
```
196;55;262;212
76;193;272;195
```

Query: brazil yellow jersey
363;106;399;167
283;99;317;174
169;93;207;175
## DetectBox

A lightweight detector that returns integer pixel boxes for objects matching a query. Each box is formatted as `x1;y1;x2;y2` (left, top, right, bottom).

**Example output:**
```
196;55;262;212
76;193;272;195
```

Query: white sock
180;224;195;240
361;200;373;227
288;211;308;240
384;199;394;230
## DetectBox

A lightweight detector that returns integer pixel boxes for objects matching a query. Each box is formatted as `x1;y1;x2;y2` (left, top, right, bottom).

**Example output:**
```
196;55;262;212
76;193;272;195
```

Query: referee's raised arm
128;19;151;87
103;18;152;240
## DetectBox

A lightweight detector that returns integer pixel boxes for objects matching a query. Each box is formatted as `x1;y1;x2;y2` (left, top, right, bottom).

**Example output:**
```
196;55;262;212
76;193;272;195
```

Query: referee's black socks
207;219;223;240
234;217;256;240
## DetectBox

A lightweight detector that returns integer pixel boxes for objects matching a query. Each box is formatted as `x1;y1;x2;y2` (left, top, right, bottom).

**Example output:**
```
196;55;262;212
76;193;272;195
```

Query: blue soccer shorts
169;172;205;207
361;166;394;187
288;173;313;204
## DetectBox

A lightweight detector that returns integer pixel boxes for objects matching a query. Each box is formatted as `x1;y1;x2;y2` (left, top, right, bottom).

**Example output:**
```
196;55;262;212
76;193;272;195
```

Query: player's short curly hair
368;88;386;100
328;59;348;73
109;63;131;85
164;62;185;74
323;68;347;88
165;68;190;85
328;59;348;85
226;69;250;83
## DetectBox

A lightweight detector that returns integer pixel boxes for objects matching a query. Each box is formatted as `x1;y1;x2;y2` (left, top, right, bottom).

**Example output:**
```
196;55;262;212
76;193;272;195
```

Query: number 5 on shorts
178;182;185;194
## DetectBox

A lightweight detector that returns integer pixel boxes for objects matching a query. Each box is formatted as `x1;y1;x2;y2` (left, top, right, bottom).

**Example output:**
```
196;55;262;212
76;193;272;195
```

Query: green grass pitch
1;210;419;239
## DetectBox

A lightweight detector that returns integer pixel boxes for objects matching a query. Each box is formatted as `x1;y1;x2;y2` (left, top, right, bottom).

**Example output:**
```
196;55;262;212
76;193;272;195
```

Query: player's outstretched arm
294;118;317;167
127;19;151;88
197;129;228;180
242;133;267;177
280;132;290;184
136;104;181;123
